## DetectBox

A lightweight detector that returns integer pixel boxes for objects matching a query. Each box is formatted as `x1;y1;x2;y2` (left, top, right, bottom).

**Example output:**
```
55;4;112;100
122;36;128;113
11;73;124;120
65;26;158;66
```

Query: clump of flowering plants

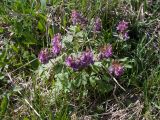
37;10;133;94
113;20;130;41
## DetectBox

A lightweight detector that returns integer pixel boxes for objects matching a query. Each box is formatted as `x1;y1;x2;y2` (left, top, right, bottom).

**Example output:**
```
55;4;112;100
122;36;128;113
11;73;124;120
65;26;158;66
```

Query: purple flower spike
116;20;129;40
80;50;94;67
108;61;124;77
66;50;94;71
71;10;81;25
65;56;81;71
38;48;49;64
93;17;102;33
114;65;124;77
71;10;88;27
52;44;61;55
116;20;128;32
108;65;114;74
99;44;112;60
66;56;73;67
52;33;62;56
52;33;61;46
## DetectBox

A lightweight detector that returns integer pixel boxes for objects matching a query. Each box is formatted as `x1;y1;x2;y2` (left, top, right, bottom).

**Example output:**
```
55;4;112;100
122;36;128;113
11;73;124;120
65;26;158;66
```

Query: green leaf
89;76;97;87
82;75;87;86
0;45;8;62
29;55;39;70
40;0;46;10
103;75;109;81
0;95;8;119
49;28;53;38
0;76;4;80
119;57;128;62
0;73;4;80
12;45;19;53
69;26;77;33
13;85;22;92
76;31;84;38
124;64;132;68
23;117;30;120
94;62;102;67
63;35;73;43
23;33;37;45
23;39;37;45
38;21;44;31
97;81;113;94
0;28;4;34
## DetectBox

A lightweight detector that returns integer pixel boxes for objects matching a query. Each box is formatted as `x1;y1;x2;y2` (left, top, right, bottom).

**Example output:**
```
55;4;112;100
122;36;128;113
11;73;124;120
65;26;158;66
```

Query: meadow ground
0;0;160;120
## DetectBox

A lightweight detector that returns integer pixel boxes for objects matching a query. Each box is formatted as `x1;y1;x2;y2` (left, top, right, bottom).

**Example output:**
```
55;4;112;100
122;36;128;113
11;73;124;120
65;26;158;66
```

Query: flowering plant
116;20;130;40
37;10;132;94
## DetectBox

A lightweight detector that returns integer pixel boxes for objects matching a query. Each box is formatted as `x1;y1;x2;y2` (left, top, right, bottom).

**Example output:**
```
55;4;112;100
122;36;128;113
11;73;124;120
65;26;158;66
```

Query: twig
103;67;126;91
24;98;42;119
6;72;14;83
111;75;126;91
18;91;42;120
113;85;119;103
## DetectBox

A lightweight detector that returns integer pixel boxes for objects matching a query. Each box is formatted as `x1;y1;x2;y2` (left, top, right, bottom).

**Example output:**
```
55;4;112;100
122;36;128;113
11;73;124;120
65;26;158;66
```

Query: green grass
0;0;160;119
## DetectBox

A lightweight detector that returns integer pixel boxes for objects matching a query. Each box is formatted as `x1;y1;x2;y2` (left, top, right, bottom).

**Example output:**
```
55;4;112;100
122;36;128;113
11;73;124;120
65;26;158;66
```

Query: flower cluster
71;10;103;33
38;10;127;78
52;33;62;56
117;20;129;40
38;33;62;64
38;48;49;64
99;44;112;60
66;50;94;71
108;61;124;77
71;10;88;27
80;51;94;67
93;17;102;33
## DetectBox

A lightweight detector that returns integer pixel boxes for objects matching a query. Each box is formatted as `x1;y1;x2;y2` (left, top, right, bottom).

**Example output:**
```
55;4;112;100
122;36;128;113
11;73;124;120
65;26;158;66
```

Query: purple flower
52;33;61;46
65;56;81;71
52;45;61;55
93;17;102;33
52;33;62;56
123;32;129;40
116;20;129;40
71;10;81;25
116;20;128;32
80;50;94;67
38;48;49;64
66;50;94;71
108;61;124;77
65;56;73;66
99;44;112;60
71;10;87;26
